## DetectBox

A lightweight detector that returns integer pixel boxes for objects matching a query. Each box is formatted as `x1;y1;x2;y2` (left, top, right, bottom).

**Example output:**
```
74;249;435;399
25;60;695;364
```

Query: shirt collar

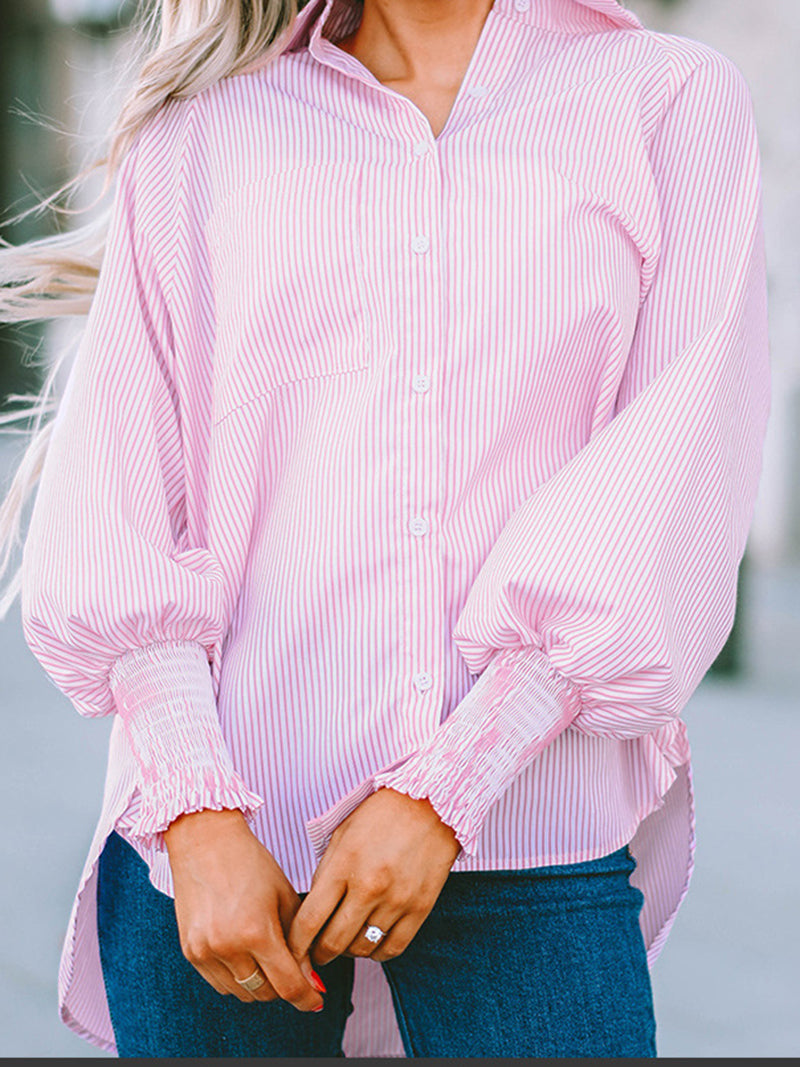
277;0;643;55
564;0;642;29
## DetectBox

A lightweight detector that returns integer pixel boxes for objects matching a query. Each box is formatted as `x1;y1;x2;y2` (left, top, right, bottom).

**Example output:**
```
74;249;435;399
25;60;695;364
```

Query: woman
0;0;770;1057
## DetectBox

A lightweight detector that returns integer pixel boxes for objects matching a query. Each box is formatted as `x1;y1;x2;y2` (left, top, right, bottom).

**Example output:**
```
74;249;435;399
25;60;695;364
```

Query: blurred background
0;0;797;1056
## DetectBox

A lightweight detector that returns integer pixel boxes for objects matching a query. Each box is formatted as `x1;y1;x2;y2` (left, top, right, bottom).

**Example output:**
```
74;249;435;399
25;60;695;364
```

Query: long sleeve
20;102;264;846
309;49;771;858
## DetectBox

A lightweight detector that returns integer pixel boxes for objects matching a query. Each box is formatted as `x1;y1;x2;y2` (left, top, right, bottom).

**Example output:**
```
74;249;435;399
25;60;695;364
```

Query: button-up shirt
19;0;770;1055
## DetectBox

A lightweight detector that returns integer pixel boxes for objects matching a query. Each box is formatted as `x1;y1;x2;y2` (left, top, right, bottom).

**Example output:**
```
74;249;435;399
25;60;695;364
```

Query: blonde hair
0;0;306;618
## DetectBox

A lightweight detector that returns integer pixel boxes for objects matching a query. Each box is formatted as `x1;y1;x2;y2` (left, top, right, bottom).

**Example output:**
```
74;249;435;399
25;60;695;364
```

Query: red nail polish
310;969;327;994
312;1004;324;1012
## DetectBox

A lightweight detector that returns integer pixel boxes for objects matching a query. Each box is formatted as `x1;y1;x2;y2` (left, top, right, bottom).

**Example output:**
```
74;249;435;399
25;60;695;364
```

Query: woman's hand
163;808;324;1010
287;787;462;966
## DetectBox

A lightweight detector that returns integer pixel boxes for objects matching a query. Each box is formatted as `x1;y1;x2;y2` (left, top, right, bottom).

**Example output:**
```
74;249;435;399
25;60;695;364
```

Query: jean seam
379;961;419;1057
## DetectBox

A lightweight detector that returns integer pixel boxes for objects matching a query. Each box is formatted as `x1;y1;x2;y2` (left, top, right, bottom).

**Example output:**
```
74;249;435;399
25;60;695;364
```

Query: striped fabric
19;0;770;1055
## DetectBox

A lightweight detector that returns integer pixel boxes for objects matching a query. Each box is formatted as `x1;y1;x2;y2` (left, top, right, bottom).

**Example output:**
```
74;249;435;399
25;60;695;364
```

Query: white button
408;516;429;537
412;373;431;393
413;671;433;693
467;84;489;98
411;235;430;254
412;140;429;156
514;0;530;10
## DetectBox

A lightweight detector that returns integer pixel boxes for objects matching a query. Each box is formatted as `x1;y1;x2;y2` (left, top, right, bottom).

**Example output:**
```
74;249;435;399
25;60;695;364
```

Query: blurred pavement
0;462;797;1055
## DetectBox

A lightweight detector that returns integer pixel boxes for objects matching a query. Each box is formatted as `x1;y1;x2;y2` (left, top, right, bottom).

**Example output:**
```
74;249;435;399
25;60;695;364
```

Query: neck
335;0;496;85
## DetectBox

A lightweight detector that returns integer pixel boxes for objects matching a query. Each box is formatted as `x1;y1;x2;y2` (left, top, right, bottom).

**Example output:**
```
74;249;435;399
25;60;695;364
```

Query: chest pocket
206;161;371;424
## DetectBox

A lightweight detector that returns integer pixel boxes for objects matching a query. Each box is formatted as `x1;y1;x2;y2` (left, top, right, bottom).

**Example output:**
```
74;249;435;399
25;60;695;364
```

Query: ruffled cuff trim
116;767;265;852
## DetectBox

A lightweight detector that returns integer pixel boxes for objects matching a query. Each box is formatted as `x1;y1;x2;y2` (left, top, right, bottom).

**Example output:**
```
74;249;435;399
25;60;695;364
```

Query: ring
364;924;386;944
235;968;266;992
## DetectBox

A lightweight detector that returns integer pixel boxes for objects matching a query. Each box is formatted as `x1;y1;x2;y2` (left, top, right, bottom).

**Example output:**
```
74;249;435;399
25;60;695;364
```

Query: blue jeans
96;830;657;1057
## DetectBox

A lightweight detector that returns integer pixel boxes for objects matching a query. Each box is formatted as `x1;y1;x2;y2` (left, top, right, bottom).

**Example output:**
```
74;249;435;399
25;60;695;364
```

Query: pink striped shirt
20;0;770;1055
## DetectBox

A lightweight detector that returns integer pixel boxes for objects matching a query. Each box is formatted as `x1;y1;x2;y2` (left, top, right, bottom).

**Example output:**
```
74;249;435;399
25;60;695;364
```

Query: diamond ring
364;924;386;944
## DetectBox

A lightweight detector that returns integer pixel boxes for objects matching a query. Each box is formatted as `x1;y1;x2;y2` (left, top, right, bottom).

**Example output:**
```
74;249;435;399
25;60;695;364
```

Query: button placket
403;127;442;726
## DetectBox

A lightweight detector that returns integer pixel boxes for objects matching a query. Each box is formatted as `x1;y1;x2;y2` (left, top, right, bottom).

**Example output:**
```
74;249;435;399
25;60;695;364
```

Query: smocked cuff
108;638;264;848
372;645;582;857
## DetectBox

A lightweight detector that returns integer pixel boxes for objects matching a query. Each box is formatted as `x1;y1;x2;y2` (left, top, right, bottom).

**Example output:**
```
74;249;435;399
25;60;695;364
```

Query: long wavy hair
0;0;307;618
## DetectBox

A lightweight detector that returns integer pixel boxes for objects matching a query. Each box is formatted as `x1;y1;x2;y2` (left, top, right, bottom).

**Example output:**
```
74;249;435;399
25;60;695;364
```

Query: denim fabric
96;830;656;1057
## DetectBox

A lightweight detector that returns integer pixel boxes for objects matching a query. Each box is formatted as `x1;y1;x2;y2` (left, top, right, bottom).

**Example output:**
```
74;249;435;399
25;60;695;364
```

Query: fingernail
309;969;327;994
312;1003;324;1012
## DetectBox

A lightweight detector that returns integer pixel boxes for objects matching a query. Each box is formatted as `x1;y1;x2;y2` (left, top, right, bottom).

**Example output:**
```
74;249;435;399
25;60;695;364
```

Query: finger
225;955;279;1003
183;942;256;1001
191;960;234;998
284;942;329;999
287;876;347;962
309;891;375;967
197;958;256;1002
343;911;401;959
250;932;325;1013
277;888;303;940
368;912;426;963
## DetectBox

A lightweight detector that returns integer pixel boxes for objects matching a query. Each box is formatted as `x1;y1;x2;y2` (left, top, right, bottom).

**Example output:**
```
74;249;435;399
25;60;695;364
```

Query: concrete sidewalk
1;561;797;1057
